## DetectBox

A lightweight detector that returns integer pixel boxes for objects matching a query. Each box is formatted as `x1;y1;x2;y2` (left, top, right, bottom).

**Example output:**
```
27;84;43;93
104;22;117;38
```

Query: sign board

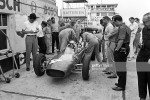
0;0;21;13
62;8;86;17
0;0;58;18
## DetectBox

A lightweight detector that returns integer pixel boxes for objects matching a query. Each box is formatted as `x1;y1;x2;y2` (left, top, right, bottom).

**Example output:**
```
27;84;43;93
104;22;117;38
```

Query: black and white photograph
0;0;150;100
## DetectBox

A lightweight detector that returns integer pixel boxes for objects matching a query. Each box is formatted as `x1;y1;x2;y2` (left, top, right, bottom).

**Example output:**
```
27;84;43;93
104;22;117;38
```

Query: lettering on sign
44;5;57;16
62;9;86;17
30;1;36;13
0;0;20;12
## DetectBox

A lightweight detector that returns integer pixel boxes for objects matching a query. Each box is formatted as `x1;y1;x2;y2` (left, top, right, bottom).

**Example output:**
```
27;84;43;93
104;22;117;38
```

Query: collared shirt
117;24;131;43
129;22;138;34
24;20;39;35
51;23;59;32
37;25;44;37
104;22;114;40
109;27;119;43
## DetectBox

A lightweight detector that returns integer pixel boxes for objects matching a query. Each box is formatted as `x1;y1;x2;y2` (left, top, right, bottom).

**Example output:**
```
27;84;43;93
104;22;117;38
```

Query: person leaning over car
59;21;77;53
80;31;102;66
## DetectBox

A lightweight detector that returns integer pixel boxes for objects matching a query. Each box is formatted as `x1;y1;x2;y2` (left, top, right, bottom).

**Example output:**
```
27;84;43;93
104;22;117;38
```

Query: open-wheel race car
33;41;92;80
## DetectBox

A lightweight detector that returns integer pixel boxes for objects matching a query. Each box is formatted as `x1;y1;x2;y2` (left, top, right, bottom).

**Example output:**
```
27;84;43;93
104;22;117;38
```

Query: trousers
52;32;59;53
114;44;130;89
129;34;136;57
38;36;46;54
26;35;38;68
136;48;150;98
107;42;117;75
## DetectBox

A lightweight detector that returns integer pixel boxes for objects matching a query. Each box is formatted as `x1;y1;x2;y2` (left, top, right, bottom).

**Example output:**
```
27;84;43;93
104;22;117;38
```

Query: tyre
33;53;46;76
82;55;91;80
91;51;95;61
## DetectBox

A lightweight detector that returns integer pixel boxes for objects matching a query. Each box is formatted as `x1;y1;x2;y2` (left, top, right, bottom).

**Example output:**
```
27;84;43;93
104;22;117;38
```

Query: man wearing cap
22;13;39;71
136;12;150;100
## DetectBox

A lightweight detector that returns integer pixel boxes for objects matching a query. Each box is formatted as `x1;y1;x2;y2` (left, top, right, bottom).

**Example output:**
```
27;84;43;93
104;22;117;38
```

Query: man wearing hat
22;13;39;71
136;12;150;100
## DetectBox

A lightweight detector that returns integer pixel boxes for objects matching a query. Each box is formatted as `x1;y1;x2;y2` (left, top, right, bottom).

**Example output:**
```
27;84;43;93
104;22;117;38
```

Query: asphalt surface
0;54;150;100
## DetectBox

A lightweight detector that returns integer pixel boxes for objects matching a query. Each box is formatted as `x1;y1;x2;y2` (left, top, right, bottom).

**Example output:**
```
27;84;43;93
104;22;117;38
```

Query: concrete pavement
0;54;149;100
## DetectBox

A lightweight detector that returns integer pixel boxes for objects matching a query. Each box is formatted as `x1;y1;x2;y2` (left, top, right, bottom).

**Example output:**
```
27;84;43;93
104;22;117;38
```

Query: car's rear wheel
33;53;46;76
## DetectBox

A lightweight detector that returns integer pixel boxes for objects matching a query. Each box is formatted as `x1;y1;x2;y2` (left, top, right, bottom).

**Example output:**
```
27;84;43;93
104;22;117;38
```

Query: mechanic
80;31;102;65
59;21;77;53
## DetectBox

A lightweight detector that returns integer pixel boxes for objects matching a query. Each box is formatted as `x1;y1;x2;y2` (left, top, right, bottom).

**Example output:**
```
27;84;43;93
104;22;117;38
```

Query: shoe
128;58;132;61
140;98;146;100
26;67;30;71
107;75;117;78
112;86;125;91
102;69;108;72
105;72;111;75
115;83;119;87
102;59;107;62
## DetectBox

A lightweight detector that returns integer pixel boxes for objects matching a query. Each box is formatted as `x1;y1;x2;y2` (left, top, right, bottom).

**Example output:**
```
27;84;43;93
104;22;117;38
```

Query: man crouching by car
80;30;102;66
59;21;77;53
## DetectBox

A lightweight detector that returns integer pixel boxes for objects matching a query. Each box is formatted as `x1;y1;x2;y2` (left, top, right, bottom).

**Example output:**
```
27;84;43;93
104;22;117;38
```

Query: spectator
74;20;82;42
51;17;59;54
37;21;47;54
128;17;138;61
112;15;130;91
22;13;39;71
136;12;150;100
102;16;114;74
134;18;143;55
46;19;52;54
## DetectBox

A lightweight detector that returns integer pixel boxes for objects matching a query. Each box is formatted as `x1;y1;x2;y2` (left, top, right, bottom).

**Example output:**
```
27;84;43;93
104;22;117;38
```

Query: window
97;13;100;16
108;12;115;16
0;14;8;51
101;12;107;16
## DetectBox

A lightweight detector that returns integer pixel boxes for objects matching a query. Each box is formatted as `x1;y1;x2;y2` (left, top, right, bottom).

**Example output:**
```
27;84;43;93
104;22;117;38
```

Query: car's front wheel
33;53;46;76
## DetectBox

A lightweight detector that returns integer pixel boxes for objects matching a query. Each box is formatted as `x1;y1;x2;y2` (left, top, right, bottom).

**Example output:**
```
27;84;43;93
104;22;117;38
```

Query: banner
62;8;86;17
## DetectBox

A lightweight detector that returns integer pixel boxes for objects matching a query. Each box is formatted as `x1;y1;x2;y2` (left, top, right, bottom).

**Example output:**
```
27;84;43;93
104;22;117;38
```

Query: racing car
33;41;92;80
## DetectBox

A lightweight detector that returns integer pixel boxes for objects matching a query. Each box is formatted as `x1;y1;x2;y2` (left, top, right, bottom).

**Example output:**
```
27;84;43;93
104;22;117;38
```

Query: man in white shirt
128;17;138;61
102;16;114;73
22;13;39;71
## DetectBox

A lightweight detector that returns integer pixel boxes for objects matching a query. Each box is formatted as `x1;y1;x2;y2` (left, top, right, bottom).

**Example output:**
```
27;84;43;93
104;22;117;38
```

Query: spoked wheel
82;55;91;81
33;54;46;76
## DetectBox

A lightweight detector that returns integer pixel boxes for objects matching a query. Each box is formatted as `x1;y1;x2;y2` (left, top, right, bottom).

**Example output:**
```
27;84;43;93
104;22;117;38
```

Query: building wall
0;0;58;53
86;4;118;26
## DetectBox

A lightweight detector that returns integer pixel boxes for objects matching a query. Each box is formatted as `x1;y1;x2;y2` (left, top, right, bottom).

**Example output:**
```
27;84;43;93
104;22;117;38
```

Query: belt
27;35;36;36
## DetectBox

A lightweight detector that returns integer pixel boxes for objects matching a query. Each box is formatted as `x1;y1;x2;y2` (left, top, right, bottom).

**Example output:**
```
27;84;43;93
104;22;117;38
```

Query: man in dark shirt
136;12;150;100
111;15;131;91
